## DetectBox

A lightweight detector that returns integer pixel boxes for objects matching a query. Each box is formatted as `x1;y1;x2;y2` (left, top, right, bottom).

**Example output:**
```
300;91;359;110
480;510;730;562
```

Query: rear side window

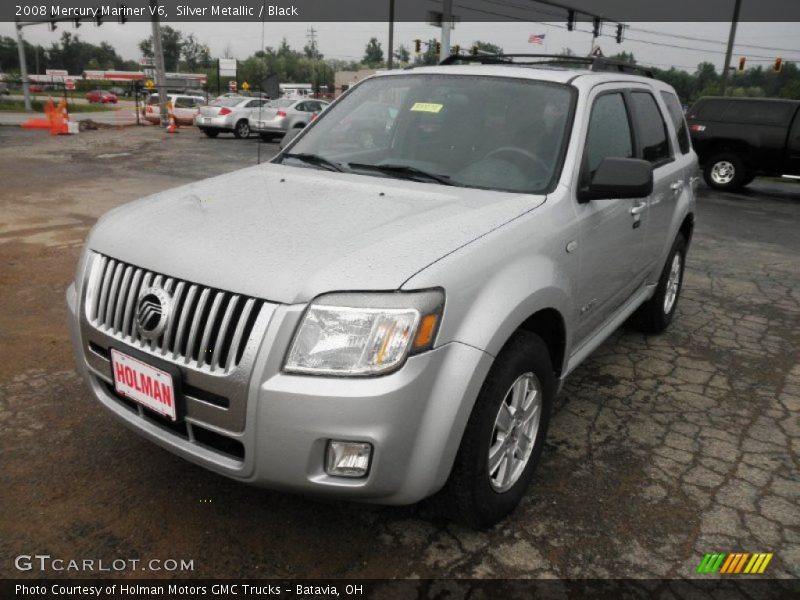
630;92;672;165
689;99;728;121
584;92;634;175
721;100;795;126
660;91;691;154
174;97;195;108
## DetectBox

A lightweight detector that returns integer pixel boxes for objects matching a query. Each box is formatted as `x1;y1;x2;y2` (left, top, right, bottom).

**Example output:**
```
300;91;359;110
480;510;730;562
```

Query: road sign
65;79;76;91
46;69;68;77
139;57;155;66
219;58;237;77
241;81;250;91
145;80;155;89
228;80;237;92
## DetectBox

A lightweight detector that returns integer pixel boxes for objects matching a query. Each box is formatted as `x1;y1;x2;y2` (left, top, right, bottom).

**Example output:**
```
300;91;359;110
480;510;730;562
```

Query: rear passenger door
627;88;687;279
572;87;649;343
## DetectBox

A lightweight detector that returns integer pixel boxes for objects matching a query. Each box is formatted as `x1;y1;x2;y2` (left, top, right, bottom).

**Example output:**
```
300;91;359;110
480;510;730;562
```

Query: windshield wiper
282;152;344;172
347;162;454;186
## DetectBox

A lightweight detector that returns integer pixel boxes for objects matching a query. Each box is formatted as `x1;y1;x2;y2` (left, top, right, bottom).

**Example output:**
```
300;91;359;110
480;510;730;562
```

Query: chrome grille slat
197;291;225;368
211;295;239;372
96;259;116;325
227;298;255;370
86;254;262;373
161;281;185;355
113;266;133;332
184;288;211;365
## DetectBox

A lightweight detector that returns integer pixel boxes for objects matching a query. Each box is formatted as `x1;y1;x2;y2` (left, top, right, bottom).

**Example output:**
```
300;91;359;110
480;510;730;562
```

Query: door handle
630;202;647;215
670;180;684;191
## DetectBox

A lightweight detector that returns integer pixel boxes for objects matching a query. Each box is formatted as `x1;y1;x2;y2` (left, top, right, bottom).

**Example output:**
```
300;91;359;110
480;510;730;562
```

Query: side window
245;99;263;108
296;102;309;112
584;92;634;175
174;97;192;109
660;91;691;154
722;101;794;126
630;92;672;165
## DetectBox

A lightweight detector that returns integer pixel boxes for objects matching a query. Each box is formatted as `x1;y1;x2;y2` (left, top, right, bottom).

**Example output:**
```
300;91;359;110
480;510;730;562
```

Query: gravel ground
0;125;798;582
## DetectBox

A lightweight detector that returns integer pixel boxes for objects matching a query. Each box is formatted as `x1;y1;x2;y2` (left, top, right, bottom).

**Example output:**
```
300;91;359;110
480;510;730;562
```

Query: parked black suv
687;96;800;190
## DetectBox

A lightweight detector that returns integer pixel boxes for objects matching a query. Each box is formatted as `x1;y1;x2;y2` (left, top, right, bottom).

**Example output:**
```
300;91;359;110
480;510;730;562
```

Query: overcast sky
2;20;799;73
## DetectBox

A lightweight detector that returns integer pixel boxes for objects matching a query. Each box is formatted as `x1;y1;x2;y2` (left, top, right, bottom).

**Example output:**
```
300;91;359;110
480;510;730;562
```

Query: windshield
281;74;574;193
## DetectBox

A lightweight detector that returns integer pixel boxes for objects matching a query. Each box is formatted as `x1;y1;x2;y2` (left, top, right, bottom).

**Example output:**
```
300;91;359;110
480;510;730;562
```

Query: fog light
325;440;372;478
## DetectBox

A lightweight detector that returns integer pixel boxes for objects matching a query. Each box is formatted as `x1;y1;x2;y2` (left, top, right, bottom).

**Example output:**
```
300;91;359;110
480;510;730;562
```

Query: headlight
284;289;444;376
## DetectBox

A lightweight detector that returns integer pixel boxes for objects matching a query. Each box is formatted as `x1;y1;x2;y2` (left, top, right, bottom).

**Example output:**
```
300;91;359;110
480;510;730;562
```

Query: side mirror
278;127;303;150
578;157;653;202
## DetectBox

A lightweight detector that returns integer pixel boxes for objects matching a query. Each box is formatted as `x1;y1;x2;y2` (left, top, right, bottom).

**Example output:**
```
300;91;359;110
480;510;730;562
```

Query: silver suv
67;56;696;526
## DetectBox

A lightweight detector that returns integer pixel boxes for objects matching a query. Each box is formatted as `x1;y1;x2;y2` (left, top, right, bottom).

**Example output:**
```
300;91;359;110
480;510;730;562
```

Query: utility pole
720;0;742;97
13;18;32;112
440;0;452;61
387;0;395;69
306;26;318;55
149;0;169;127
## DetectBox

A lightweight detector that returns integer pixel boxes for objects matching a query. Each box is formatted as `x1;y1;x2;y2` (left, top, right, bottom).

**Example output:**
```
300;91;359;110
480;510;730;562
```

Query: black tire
633;233;687;334
259;133;275;142
703;152;746;191
440;331;555;528
742;171;757;186
233;120;250;139
201;128;219;138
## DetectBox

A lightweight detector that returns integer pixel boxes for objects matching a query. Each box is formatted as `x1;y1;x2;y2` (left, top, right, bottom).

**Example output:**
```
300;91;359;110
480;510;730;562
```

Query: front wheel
703;152;746;191
440;331;555;528
233;120;250;139
633;233;687;334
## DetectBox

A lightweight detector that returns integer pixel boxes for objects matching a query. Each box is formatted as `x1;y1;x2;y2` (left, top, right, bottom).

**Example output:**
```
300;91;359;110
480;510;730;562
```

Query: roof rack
438;53;654;78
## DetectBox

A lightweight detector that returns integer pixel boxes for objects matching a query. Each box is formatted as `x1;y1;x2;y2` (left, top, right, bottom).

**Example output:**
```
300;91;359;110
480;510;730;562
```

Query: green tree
139;26;184;72
363;37;384;67
181;34;211;71
393;44;411;65
472;41;503;55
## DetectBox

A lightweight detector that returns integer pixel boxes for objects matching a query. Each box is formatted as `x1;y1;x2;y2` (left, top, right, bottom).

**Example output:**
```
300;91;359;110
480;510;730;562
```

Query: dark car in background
687;96;800;190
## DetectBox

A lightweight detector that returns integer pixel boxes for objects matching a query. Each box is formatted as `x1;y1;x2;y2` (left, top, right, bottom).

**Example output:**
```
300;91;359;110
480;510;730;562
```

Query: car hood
89;163;546;304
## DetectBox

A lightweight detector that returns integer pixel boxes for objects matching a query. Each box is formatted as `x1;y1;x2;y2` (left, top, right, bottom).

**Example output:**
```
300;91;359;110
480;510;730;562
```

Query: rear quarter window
660;91;692;154
688;99;729;121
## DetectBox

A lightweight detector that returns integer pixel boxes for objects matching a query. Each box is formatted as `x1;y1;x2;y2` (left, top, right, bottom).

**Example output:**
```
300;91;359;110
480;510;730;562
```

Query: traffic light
74;18;81;28
738;56;746;72
49;19;57;31
414;39;421;53
452;44;461;55
118;4;128;24
774;57;783;73
616;24;624;44
471;45;479;56
567;10;575;32
436;41;441;54
592;18;601;38
95;14;103;26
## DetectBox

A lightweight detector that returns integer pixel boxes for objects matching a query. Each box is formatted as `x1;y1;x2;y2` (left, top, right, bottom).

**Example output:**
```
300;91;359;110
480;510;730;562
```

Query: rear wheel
201;128;219;138
233;120;250;139
440;331;554;528
633;233;687;334
259;133;275;142
703;152;746;191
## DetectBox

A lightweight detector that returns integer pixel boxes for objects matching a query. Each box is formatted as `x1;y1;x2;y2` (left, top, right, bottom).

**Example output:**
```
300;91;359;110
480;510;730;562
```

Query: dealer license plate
110;349;177;421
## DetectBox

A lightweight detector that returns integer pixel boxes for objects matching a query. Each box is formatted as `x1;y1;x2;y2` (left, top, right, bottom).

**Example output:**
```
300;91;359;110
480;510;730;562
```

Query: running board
564;284;655;377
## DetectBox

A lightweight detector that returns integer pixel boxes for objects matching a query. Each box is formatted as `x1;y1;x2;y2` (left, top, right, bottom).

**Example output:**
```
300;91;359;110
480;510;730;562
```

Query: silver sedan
195;96;269;138
248;98;329;141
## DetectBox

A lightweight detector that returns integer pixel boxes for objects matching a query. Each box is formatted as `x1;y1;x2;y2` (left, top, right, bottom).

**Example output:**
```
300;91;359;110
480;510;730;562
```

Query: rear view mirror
578;157;653;202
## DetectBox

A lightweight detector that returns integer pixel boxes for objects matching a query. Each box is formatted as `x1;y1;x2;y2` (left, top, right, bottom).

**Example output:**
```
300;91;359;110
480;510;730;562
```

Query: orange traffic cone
166;113;178;133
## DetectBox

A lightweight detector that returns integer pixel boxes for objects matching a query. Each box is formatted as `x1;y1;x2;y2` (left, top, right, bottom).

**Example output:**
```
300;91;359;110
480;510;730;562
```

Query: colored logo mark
697;552;773;574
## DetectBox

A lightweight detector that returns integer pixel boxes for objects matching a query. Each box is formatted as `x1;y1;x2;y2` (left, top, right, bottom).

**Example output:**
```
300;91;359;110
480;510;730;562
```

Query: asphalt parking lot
0;125;798;581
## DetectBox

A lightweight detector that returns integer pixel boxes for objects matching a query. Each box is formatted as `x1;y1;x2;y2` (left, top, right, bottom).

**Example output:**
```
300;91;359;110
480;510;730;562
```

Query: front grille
88;253;263;373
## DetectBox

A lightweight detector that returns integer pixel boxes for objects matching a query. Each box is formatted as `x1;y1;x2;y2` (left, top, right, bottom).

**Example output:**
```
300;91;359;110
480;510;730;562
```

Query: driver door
572;88;650;344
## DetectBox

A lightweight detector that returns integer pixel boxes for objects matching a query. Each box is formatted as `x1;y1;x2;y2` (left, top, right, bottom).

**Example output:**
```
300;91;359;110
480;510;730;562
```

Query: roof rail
438;53;654;78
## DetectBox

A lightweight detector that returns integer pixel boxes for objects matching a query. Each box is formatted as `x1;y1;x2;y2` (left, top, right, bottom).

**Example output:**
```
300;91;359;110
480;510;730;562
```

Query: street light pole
149;0;169;127
387;0;395;69
14;18;32;112
720;0;742;97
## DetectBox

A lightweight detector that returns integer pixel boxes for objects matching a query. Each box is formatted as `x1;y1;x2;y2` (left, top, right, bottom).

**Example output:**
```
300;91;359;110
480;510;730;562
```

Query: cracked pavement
0;127;798;581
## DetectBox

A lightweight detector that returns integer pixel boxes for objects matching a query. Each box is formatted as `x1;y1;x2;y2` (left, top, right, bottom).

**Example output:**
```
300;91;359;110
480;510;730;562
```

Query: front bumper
67;277;492;505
